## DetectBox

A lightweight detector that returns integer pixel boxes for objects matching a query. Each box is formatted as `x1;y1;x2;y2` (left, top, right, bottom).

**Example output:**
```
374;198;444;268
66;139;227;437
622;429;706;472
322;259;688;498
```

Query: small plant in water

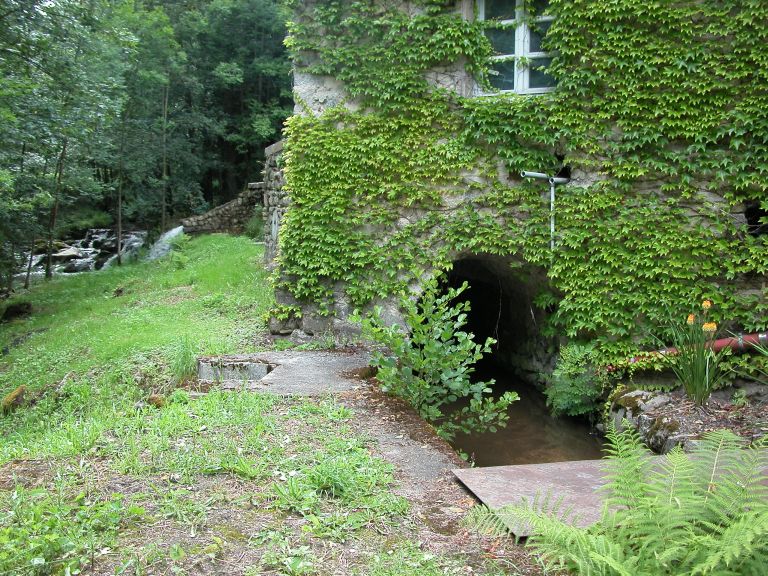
357;275;518;441
659;299;728;405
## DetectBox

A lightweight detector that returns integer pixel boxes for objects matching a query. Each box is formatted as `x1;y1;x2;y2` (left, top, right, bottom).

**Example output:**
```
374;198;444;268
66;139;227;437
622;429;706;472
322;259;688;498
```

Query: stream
451;366;604;466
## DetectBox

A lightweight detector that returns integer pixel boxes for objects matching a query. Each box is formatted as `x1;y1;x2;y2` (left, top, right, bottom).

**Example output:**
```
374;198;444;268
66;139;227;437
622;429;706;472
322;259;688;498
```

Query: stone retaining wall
263;140;287;265
182;182;264;235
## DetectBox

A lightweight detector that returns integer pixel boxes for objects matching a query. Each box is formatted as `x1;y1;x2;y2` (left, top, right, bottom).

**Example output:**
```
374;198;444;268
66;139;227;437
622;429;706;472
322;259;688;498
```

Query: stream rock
14;229;147;283
609;389;694;453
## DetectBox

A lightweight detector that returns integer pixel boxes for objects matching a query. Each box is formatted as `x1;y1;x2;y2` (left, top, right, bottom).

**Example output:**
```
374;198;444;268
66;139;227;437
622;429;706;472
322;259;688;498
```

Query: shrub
358;276;518;441
544;343;603;417
244;207;264;240
465;426;768;575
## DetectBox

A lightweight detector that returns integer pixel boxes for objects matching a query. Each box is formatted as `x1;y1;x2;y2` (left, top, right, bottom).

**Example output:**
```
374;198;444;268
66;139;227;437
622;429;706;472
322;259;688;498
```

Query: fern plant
464;426;768;575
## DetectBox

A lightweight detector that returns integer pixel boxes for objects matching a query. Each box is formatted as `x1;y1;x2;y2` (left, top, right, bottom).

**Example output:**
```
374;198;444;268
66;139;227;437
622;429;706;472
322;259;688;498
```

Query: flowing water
146;226;185;260
451;367;604;466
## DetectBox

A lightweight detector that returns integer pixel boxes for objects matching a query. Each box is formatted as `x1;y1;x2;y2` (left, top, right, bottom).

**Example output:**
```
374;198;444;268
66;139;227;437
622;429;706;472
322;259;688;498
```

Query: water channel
450;363;604;466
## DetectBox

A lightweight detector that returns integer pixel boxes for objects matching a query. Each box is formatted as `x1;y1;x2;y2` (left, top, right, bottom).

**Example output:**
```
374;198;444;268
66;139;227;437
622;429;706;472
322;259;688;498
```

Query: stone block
198;359;270;382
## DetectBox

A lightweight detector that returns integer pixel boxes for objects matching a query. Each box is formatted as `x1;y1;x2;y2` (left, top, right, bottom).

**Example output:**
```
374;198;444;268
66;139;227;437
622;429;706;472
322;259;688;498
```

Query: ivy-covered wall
272;0;768;366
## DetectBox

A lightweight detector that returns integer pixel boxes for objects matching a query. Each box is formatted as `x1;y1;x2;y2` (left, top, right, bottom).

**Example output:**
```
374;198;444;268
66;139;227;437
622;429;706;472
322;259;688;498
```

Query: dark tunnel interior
442;256;549;376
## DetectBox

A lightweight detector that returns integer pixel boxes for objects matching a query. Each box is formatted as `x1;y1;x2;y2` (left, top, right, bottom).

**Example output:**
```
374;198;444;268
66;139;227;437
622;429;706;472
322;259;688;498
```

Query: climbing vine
276;0;768;365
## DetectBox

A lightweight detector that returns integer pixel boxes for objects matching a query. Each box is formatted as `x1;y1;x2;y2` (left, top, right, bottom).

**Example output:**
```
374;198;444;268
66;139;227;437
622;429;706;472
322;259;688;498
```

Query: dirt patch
338;379;547;574
1;328;47;356
645;388;768;442
0;459;54;490
162;285;196;305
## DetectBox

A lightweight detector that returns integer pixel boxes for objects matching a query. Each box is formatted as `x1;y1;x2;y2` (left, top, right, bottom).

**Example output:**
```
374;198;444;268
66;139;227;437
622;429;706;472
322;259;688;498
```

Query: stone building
265;0;768;379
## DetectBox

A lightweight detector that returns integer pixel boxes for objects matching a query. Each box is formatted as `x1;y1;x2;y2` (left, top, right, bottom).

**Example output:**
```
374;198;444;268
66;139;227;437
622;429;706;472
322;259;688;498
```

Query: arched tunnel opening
443;256;551;380
440;255;603;466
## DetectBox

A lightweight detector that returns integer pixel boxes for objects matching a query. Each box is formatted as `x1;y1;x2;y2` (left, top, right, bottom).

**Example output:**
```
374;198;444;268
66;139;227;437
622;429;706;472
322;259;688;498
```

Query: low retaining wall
182;182;264;235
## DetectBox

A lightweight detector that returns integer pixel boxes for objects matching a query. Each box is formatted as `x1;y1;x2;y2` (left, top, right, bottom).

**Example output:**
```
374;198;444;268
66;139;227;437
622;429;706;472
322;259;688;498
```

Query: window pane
531;0;550;17
528;57;556;89
485;26;516;56
485;0;517;20
488;60;516;91
529;20;552;53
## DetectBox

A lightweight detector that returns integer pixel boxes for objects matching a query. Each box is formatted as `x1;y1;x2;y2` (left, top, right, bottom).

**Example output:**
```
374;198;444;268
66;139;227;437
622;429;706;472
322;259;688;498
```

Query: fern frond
462;504;517;538
690;510;768;575
462;492;581;540
694;432;768;530
602;423;654;510
461;428;768;576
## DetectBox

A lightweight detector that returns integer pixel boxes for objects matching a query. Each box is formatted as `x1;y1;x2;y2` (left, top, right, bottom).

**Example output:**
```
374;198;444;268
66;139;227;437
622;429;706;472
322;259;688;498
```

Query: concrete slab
453;460;608;536
197;350;370;395
454;459;768;537
198;359;271;382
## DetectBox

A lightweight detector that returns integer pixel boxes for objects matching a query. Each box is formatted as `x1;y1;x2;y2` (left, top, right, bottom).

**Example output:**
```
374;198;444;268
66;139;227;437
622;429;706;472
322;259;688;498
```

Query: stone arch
442;253;555;386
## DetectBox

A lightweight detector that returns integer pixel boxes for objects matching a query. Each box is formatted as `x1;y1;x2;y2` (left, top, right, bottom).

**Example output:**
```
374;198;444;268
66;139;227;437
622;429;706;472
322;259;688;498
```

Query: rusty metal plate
453;460;609;537
455;459;768;537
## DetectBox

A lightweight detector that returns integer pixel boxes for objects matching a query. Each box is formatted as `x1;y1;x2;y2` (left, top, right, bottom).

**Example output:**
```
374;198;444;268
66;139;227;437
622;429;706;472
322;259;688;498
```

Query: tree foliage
0;0;290;284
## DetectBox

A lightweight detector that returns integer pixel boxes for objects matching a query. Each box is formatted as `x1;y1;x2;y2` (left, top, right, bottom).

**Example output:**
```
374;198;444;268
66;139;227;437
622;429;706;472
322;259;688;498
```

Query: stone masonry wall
263;140;287;265
182;141;285;247
182;182;264;235
271;0;765;348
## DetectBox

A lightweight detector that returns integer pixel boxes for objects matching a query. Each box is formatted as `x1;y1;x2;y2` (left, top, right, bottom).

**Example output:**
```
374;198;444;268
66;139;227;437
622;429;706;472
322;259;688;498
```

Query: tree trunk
161;82;169;232
7;243;15;293
116;111;127;266
45;139;67;279
24;238;34;290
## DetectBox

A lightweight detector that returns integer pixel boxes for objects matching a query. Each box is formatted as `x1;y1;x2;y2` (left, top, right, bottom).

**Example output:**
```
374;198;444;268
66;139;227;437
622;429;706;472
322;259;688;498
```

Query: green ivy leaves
276;0;768;366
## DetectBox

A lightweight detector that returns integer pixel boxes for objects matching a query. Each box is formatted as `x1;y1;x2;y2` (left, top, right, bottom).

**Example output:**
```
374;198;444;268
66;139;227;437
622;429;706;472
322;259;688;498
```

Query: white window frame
477;0;555;95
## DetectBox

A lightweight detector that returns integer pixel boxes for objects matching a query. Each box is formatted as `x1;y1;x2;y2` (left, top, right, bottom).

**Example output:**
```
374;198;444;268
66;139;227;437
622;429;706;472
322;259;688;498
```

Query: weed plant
358;276;518;441
544;342;603;418
244;207;265;240
0;487;144;574
170;335;197;383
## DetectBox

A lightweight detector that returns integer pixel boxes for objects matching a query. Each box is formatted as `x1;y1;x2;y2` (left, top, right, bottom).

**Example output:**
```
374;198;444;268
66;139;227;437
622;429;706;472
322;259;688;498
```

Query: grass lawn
0;234;526;576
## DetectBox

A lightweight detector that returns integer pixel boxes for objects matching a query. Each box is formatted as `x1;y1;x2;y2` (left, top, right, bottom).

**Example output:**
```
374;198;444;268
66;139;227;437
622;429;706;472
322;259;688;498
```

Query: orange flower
702;322;717;333
702;299;712;310
686;313;696;325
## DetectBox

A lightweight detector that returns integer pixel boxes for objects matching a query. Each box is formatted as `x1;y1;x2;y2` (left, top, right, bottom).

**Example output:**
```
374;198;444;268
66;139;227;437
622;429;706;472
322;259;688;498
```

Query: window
478;0;556;94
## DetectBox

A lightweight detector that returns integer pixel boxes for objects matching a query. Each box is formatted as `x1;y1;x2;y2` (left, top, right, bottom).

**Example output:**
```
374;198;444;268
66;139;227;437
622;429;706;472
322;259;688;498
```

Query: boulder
1;302;32;322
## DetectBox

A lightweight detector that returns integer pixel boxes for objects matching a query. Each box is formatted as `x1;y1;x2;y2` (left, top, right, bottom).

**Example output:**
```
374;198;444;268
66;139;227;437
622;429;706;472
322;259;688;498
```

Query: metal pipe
521;170;571;250
669;332;768;355
549;180;556;250
606;331;768;372
520;171;549;179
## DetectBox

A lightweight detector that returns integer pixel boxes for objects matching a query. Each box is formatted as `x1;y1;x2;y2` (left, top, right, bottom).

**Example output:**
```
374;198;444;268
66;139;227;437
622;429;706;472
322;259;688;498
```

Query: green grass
0;233;271;392
0;234;524;576
0;234;272;466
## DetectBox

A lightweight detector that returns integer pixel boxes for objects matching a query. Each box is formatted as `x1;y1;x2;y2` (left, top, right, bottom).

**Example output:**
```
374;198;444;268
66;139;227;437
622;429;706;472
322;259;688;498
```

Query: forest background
0;0;291;282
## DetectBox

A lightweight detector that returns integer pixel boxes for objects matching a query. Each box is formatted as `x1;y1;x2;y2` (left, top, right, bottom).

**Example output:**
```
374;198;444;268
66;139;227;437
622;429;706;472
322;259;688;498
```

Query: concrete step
197;357;273;384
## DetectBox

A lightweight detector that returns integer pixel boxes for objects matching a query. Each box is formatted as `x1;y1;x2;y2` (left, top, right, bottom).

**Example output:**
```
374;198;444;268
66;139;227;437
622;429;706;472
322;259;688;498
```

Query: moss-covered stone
1;385;26;415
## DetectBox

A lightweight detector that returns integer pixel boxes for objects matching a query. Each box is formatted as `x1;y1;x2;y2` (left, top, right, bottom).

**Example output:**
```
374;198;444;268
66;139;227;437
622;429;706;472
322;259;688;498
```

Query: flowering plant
660;299;728;405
